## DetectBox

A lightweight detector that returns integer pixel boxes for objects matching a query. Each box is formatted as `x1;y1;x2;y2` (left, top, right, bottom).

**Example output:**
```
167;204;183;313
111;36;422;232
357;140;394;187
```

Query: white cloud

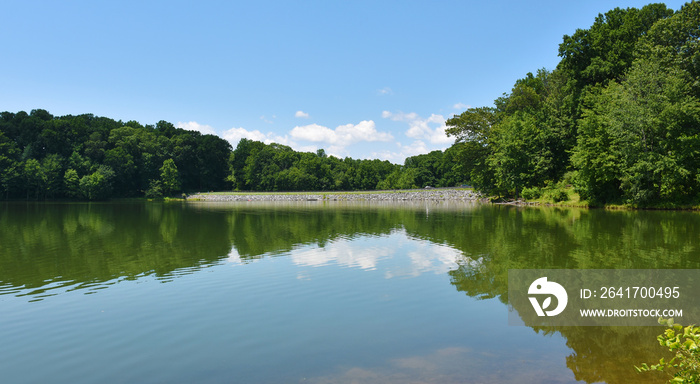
290;123;334;142
176;121;217;135
381;111;451;145
222;127;267;144
221;127;289;147
259;115;275;124
219;124;346;156
325;146;348;158
399;140;430;156
453;102;471;110
295;110;310;118
290;120;393;146
177;121;291;148
377;87;393;95
179;114;452;164
372;140;429;164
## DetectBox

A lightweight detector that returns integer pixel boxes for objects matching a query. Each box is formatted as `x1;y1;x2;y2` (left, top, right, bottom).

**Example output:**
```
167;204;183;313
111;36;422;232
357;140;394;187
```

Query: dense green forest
446;1;700;206
2;2;700;205
0;111;464;199
228;138;464;192
0;112;232;199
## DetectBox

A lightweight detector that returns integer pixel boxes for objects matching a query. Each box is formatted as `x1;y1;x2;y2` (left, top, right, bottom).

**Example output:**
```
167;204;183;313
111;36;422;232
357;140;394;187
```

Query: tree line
228;138;465;192
0;111;231;200
0;109;469;200
231;2;700;206
445;2;700;206
3;2;699;205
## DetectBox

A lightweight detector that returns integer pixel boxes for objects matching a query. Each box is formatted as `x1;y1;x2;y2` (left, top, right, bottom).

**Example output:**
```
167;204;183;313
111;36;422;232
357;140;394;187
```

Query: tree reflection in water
2;201;695;383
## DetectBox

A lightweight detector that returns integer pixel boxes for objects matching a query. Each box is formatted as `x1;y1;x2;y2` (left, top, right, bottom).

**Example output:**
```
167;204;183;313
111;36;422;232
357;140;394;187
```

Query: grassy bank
508;186;700;211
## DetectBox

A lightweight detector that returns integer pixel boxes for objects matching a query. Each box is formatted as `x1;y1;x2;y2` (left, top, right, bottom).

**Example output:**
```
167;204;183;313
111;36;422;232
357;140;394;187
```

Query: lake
2;201;698;383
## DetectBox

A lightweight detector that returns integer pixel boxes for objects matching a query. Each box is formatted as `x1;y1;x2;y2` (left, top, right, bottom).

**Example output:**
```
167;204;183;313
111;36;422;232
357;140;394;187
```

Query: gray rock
188;188;481;202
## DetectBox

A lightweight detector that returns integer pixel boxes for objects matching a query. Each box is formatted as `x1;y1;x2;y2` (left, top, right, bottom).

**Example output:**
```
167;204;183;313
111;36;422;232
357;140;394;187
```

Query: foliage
0;131;20;198
445;106;496;143
487;111;542;195
23;158;43;200
63;169;80;198
159;158;180;196
228;139;401;192
3;2;699;204
573;45;700;205
79;165;114;200
637;318;700;383
0;111;231;200
520;187;541;200
375;149;468;190
2;201;699;383
41;154;64;199
444;2;700;206
145;180;163;198
545;184;570;203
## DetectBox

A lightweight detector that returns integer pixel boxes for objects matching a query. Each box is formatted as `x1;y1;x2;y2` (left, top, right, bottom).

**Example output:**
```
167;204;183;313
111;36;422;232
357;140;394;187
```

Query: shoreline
185;189;700;211
188;188;482;202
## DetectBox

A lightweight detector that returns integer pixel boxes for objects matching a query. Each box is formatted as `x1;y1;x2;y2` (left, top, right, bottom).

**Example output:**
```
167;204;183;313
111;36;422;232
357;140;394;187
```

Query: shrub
550;188;569;203
636;318;700;383
521;187;541;200
145;180;163;198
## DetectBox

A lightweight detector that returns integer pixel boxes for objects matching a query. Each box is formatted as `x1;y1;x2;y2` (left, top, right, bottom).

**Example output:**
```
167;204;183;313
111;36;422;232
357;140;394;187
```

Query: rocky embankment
188;188;481;202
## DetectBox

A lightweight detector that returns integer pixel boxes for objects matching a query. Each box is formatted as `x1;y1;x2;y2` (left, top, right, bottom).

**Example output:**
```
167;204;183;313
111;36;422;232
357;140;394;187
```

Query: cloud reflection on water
226;229;472;280
303;345;577;384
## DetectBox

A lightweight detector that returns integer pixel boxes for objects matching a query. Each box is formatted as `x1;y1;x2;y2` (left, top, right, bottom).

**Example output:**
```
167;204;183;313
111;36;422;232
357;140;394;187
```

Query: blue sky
1;0;689;163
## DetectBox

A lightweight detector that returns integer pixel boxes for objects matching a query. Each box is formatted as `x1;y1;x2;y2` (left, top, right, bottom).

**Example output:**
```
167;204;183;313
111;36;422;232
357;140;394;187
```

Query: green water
1;201;698;383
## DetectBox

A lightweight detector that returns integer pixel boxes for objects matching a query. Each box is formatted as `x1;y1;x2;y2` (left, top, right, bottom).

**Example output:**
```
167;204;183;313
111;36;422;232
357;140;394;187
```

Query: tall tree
64;169;80;198
445;107;497;191
41;154;64;199
23;159;44;200
160;158;181;196
79;166;114;201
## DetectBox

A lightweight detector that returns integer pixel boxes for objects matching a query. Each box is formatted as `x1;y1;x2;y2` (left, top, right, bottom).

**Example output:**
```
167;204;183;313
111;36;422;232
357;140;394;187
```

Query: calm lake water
2;201;699;383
